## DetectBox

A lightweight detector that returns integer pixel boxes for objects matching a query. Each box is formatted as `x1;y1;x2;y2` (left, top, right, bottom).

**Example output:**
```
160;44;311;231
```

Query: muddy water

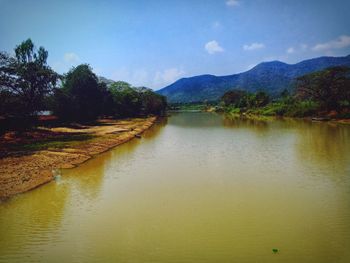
1;112;350;263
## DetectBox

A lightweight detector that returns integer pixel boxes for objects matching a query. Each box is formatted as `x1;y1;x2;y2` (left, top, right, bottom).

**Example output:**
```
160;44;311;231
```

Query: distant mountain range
156;55;350;103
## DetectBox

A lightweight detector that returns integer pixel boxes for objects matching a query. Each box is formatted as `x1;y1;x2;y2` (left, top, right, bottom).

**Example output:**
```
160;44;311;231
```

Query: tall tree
53;64;103;121
0;39;58;118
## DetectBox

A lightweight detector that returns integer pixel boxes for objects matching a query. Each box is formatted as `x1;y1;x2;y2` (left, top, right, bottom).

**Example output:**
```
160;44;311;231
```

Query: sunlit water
1;112;350;263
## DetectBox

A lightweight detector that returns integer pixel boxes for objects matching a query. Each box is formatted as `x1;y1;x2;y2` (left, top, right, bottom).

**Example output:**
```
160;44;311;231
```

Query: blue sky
1;0;350;89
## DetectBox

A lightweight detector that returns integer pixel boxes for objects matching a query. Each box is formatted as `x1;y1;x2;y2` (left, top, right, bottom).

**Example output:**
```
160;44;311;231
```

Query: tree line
0;39;167;131
220;66;350;118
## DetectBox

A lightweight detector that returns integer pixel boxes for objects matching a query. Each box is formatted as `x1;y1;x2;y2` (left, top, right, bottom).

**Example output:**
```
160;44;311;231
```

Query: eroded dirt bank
0;117;156;199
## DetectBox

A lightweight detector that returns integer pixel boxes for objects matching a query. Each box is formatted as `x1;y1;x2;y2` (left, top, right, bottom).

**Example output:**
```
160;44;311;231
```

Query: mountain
98;76;115;87
156;55;350;103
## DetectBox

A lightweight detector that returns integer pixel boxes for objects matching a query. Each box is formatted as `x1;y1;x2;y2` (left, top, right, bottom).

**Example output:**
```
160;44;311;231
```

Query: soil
0;117;156;199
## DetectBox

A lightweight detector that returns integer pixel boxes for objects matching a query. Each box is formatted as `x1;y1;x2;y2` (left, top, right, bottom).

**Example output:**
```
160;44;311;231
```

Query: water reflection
1;113;350;263
295;122;350;176
169;112;222;128
222;114;270;133
63;151;112;200
63;117;169;200
0;180;69;259
221;113;350;181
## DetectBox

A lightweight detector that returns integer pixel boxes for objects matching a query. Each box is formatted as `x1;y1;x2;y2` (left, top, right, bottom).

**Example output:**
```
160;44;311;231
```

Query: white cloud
111;67;129;81
285;44;308;55
205;40;224;54
212;21;222;30
63;52;80;63
286;47;295;54
52;52;81;73
133;69;149;85
154;68;185;87
243;43;265;51
312;35;350;51
226;0;239;7
300;44;308;51
110;67;185;89
111;68;149;87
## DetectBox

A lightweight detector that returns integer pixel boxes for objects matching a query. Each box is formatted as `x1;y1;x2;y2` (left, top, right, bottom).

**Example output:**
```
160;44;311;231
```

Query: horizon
157;53;350;88
1;0;350;89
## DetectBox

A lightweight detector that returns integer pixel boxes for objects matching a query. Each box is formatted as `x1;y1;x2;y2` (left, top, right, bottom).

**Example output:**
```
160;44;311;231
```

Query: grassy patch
177;104;207;111
226;107;241;114
244;100;319;118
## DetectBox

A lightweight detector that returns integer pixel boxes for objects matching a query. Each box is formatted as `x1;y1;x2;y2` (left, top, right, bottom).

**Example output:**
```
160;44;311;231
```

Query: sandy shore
0;117;156;199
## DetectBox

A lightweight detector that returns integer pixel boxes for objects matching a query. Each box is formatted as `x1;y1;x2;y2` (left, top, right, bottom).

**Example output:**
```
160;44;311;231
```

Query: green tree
109;81;142;117
254;91;270;107
296;66;350;111
99;82;115;117
139;88;167;115
0;39;58;118
221;89;247;107
53;64;103;121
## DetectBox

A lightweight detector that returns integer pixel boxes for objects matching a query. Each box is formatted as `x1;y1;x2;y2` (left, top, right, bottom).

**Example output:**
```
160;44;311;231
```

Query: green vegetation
52;64;104;121
0;39;167;133
296;66;350;112
219;66;350;119
221;90;270;109
168;102;216;111
0;39;58;127
107;82;167;117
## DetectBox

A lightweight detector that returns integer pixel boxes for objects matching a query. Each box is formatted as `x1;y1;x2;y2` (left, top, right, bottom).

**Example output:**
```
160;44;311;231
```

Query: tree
280;89;290;98
296;66;350;111
109;81;142;117
53;64;103;121
221;89;247;106
254;91;270;107
139;88;167;115
0;39;58;118
99;82;115;117
221;89;270;109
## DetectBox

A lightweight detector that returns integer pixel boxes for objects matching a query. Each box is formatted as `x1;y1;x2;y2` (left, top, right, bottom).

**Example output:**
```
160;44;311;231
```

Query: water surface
1;112;350;263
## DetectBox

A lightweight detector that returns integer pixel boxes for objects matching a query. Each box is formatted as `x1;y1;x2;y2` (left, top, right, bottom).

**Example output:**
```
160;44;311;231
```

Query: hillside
156;55;350;103
98;76;115;87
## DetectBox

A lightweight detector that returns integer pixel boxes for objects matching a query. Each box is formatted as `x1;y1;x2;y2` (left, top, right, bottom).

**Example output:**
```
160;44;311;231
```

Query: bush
287;100;319;117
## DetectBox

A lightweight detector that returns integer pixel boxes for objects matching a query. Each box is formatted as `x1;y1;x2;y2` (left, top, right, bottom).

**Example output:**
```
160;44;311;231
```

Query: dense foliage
220;66;350;118
52;64;104;121
0;39;59;119
52;69;167;121
221;90;270;109
0;39;167;131
296;66;350;112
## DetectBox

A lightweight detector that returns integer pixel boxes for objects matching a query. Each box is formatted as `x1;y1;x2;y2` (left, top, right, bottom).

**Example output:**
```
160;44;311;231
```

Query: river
1;112;350;263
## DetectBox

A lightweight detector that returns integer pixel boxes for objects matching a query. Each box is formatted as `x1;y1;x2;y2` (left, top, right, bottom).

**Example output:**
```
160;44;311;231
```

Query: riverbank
0;117;157;199
220;111;350;125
